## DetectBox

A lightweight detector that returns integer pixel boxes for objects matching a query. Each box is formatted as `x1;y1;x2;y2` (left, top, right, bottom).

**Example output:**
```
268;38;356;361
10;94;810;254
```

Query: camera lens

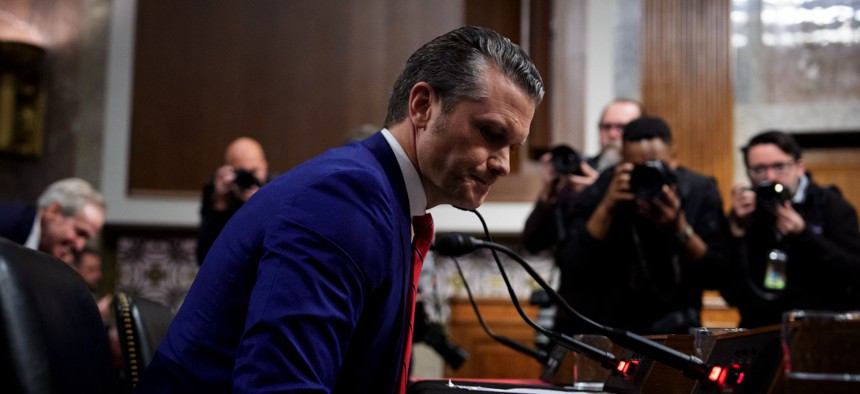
234;168;261;191
754;180;788;208
630;160;675;199
550;145;583;175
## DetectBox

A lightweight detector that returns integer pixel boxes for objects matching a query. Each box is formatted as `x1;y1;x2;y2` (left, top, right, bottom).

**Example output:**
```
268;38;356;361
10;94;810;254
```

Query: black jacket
721;179;860;328
553;166;730;335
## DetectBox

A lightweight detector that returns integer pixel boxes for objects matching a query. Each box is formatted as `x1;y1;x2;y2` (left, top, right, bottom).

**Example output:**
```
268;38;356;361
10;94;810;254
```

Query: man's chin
452;191;487;210
53;249;75;265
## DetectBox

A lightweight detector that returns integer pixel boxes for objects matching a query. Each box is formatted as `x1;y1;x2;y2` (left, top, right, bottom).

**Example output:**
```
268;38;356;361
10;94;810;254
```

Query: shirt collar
792;174;810;204
24;212;41;250
381;128;427;217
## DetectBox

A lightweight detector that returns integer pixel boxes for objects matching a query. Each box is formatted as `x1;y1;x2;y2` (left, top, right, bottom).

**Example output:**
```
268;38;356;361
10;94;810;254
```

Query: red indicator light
737;372;745;384
617;360;627;372
709;366;722;381
719;368;729;385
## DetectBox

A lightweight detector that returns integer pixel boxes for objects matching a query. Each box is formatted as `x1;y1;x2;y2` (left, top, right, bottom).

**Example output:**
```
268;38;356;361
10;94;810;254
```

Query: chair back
0;237;116;394
114;291;173;390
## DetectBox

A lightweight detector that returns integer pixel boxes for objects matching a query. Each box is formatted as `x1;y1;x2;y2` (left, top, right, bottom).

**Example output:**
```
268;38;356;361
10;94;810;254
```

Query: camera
754;180;789;209
549;144;584;175
629;160;676;199
234;168;262;191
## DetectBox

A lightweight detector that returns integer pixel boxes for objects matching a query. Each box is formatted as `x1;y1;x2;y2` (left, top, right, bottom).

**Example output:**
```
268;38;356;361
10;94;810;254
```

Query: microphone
435;232;714;383
435;235;619;373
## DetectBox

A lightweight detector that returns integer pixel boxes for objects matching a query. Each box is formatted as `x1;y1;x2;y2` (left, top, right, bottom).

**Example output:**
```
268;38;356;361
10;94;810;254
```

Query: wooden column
642;0;734;204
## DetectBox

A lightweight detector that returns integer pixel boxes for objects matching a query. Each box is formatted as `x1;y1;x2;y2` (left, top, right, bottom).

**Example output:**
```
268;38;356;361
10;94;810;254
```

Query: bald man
197;137;272;264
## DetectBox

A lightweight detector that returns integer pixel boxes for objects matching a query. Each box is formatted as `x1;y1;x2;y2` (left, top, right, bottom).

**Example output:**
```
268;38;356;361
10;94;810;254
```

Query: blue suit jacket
135;132;414;393
0;203;37;245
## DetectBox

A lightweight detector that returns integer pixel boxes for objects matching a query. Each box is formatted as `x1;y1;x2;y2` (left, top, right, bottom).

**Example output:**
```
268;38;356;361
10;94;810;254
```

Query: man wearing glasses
523;99;642;254
590;98;645;172
723;130;860;328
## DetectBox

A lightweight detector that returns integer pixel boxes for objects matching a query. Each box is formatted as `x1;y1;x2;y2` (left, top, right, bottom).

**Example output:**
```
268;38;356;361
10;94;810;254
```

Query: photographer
522;99;641;254
722;131;860;328
554;116;729;335
197;137;271;264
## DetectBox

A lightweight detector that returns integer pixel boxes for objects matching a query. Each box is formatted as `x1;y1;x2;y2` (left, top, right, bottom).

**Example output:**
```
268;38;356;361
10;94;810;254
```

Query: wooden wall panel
642;0;734;205
128;1;464;195
802;148;860;214
446;298;542;379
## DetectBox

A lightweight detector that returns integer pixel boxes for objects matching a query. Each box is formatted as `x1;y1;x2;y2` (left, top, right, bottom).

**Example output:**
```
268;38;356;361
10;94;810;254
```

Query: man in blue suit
135;26;544;393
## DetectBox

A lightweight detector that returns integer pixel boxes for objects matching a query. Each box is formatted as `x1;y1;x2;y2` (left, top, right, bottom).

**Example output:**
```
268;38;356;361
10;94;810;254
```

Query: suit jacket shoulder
0;203;37;245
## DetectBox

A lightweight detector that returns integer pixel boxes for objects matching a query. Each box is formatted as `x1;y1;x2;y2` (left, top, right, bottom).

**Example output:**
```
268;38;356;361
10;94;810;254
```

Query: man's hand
587;163;635;240
638;184;681;231
600;163;635;213
569;161;599;194
537;153;599;204
212;165;237;211
773;200;805;236
729;182;755;236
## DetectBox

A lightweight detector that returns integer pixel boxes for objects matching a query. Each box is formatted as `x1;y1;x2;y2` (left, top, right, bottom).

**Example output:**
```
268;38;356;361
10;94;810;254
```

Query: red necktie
398;213;434;394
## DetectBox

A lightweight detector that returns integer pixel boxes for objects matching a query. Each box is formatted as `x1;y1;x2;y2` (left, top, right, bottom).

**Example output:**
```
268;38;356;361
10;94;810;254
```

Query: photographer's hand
639;185;708;260
236;185;261;203
537;153;597;204
537;152;565;204
728;182;755;237
774;201;805;236
587;163;634;240
568;161;599;194
213;165;237;212
638;184;681;229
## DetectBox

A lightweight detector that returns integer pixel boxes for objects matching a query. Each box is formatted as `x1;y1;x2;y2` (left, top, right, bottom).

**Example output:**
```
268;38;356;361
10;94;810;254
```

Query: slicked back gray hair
37;178;105;217
383;26;544;128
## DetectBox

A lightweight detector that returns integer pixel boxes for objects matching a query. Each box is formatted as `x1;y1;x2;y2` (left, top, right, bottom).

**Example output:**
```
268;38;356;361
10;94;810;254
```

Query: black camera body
550;144;584;175
629;160;676;199
234;168;262;191
754;180;789;209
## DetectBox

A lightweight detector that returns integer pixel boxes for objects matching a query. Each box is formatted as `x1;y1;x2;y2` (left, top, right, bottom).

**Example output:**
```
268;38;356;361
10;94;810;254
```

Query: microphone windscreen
434;233;477;257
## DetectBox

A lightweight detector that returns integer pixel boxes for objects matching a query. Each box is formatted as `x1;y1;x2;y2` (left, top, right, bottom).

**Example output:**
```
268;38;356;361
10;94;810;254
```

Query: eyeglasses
748;161;795;177
599;122;626;131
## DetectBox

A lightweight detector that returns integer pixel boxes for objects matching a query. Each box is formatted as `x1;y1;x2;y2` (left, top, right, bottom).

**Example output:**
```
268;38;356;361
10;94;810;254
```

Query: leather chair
114;291;173;390
0;237;116;394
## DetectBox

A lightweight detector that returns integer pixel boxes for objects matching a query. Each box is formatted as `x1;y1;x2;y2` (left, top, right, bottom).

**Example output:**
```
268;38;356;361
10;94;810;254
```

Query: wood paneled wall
642;0;734;204
126;1;736;202
803;148;860;212
128;1;465;196
126;0;557;201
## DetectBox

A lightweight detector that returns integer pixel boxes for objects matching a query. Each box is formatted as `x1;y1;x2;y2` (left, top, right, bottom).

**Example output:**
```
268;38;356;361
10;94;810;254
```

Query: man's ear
408;82;435;131
41;202;64;220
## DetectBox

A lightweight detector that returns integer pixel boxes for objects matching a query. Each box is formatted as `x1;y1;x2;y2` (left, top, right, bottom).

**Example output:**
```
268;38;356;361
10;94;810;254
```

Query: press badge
763;249;787;290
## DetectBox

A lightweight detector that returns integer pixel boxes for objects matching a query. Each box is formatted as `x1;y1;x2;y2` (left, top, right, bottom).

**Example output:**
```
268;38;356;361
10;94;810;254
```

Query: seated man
554;116;729;335
722;131;860;328
0;177;105;265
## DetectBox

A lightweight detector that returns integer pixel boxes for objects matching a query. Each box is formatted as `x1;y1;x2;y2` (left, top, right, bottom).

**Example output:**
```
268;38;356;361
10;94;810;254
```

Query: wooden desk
446;297;542;379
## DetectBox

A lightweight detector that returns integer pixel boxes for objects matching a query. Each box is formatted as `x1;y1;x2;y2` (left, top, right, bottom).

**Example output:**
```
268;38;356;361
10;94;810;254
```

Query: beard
595;144;622;172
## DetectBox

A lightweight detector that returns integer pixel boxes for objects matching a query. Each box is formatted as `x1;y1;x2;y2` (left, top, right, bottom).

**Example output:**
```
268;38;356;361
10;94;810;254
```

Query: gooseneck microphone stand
436;208;713;384
438;209;619;372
